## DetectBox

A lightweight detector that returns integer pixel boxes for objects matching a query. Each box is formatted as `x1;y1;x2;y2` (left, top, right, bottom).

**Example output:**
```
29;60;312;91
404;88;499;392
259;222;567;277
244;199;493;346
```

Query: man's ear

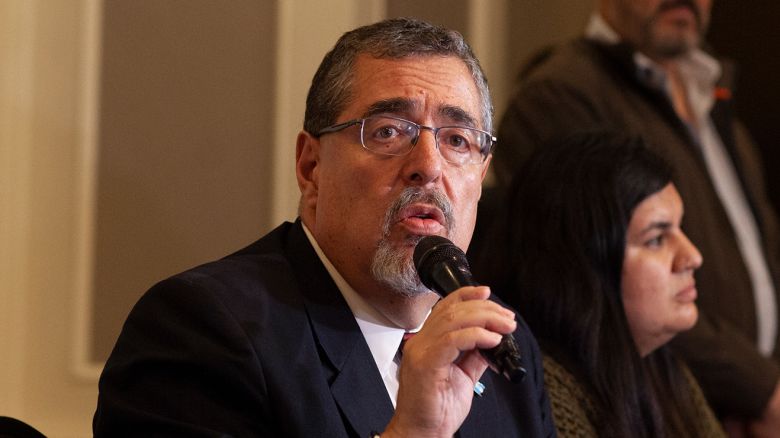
477;154;492;200
480;154;492;182
296;131;320;213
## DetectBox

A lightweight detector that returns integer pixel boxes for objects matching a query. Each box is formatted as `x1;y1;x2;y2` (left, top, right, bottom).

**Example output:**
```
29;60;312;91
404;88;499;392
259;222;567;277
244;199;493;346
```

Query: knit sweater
542;353;725;437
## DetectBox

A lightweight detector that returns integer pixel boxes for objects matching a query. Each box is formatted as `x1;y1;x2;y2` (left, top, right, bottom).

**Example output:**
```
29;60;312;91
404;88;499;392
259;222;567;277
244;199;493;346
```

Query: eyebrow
639;221;672;235
361;98;479;128
439;105;478;128
363;98;417;118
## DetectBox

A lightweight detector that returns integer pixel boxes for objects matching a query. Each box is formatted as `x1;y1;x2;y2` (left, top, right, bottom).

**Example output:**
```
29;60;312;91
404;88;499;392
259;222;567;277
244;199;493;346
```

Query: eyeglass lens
360;117;486;164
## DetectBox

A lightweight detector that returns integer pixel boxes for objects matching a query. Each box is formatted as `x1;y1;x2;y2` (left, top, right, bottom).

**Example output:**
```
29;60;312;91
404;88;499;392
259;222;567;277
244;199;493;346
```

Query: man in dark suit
93;18;555;437
493;0;780;435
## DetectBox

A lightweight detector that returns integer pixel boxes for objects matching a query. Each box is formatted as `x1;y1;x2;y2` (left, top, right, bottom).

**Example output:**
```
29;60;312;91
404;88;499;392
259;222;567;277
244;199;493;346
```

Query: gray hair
303;17;493;135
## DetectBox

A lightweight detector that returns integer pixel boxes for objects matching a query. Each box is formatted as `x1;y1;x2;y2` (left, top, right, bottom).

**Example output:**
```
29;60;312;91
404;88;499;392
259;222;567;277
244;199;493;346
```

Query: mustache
381;187;454;238
658;0;701;22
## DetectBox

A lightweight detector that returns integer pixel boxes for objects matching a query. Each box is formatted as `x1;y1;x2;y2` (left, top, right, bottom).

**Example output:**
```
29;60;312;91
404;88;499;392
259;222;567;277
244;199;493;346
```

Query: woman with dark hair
474;132;725;437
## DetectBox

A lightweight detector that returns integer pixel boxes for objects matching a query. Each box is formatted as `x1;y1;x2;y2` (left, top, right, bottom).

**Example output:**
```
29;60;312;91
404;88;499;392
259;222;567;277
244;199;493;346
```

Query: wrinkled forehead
359;97;479;128
345;54;484;127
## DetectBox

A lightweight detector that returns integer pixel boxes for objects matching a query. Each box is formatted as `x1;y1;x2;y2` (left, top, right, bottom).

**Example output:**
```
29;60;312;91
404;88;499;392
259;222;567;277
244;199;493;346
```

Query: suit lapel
329;341;396;435
286;221;395;436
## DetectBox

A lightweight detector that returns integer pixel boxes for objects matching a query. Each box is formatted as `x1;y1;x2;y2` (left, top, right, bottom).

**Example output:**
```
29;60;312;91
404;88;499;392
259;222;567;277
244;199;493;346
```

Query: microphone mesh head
413;236;470;289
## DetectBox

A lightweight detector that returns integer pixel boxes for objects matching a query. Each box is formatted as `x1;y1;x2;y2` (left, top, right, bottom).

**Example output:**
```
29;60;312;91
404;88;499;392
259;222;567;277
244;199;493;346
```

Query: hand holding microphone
387;235;526;437
413;235;527;383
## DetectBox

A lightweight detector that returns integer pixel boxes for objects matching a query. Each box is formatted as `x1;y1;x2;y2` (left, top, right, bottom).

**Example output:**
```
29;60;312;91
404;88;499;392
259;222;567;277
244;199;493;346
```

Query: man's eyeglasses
315;116;495;166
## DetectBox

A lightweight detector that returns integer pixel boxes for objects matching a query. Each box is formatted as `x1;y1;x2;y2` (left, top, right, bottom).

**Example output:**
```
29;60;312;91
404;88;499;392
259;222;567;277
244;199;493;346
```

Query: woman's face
621;183;702;357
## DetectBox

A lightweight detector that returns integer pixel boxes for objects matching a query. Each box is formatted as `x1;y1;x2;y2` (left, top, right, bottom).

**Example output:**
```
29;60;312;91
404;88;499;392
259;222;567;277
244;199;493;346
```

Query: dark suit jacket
93;220;555;437
492;38;780;418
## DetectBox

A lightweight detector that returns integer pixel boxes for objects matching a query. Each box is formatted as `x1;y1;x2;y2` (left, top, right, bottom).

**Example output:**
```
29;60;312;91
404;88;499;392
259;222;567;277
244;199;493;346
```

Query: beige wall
91;0;279;363
1;0;102;435
0;1;589;435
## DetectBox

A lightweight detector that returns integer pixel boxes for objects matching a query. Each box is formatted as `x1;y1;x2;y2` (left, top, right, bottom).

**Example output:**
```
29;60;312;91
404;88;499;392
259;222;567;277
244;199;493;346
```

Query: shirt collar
585;13;721;123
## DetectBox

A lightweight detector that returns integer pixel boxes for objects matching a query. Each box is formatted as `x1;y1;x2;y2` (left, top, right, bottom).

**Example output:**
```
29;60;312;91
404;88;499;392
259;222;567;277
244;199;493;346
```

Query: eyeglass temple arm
315;119;362;136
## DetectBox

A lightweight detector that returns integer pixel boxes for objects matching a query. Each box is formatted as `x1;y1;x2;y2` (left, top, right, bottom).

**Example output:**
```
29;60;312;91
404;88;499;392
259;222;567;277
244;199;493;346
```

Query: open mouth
402;204;444;222
397;204;446;234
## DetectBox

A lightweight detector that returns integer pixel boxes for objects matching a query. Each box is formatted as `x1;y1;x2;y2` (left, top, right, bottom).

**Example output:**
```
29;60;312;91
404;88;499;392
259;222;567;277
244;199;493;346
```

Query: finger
437;286;515;319
426;300;517;336
444;285;491;302
421;327;505;365
455;348;490;382
451;326;505;351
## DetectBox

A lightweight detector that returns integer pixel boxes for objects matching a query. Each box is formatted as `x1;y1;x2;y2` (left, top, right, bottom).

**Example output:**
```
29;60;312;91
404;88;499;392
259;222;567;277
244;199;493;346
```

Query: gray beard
370;187;455;298
642;2;704;60
646;28;700;59
371;234;428;298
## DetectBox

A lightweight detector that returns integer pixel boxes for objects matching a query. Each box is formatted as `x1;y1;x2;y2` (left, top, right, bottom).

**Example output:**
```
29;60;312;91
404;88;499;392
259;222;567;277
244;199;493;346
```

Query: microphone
413;235;527;383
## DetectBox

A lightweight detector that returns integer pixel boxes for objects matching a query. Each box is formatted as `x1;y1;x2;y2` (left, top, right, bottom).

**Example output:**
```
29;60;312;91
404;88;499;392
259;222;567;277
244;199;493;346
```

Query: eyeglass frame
313;115;496;165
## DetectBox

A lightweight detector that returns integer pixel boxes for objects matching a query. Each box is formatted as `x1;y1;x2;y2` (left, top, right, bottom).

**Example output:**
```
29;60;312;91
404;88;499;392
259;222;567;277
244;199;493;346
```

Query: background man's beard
370;188;455;297
646;26;700;59
643;0;704;59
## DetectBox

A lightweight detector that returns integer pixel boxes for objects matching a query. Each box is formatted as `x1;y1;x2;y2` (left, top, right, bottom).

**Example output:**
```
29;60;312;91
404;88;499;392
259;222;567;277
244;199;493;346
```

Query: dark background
709;2;780;211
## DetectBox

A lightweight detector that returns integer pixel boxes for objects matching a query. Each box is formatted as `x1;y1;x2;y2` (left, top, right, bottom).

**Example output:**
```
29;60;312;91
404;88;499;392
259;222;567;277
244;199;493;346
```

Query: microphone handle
482;334;527;383
429;265;527;383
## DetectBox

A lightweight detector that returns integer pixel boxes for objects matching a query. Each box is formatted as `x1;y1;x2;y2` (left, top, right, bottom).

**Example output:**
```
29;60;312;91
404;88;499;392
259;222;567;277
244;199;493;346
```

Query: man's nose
404;128;444;185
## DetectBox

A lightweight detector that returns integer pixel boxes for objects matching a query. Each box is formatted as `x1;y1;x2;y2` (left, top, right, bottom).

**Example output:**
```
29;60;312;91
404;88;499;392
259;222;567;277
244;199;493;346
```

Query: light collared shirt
301;223;423;406
586;14;778;355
